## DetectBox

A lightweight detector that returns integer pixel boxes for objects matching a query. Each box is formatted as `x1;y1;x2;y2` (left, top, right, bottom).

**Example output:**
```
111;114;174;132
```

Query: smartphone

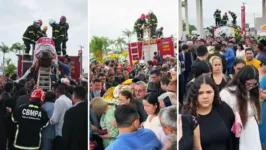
163;96;172;107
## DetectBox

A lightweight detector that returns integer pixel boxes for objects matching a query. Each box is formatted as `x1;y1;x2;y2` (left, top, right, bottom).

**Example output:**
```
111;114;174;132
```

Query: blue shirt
58;61;71;76
106;128;162;150
259;76;266;145
223;48;235;68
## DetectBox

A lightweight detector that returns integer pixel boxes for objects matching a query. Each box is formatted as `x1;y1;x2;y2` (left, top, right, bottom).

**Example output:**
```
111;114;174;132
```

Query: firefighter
59;16;69;55
42;25;48;37
213;9;221;26
155;27;164;38
134;14;147;41
147;10;158;39
11;89;49;150
222;12;229;26
49;19;65;56
229;11;237;26
22;21;40;56
36;19;43;40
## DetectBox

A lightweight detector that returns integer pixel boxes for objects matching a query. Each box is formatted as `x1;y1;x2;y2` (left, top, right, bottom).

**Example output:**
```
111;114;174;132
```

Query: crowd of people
89;54;178;150
0;72;88;150
178;36;266;150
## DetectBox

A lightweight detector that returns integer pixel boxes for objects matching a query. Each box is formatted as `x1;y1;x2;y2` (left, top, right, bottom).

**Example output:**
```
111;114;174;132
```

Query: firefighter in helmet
11;89;49;150
22;20;41;56
42;26;48;37
229;11;237;26
146;10;158;39
49;19;65;55
134;14;147;41
59;16;69;56
213;9;221;26
222;12;229;26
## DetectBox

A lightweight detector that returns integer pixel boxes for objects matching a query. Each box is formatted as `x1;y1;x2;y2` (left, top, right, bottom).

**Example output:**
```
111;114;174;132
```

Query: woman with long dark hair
182;75;238;150
220;65;261;150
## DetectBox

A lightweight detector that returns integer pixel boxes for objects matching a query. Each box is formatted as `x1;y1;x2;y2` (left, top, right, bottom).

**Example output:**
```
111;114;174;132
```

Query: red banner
241;5;246;35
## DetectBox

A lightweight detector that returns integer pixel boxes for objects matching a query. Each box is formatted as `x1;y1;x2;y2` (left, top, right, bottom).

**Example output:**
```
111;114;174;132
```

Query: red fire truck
17;50;83;83
128;37;175;65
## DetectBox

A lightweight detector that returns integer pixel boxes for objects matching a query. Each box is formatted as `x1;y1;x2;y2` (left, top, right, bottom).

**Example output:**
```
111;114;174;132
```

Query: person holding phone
158;92;177;108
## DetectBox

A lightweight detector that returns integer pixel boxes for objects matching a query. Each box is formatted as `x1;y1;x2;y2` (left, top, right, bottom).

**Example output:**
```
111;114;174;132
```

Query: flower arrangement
102;84;133;105
163;55;172;59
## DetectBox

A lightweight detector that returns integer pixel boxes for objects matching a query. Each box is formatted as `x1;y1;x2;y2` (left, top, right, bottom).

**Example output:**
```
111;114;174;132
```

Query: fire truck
128;37;175;65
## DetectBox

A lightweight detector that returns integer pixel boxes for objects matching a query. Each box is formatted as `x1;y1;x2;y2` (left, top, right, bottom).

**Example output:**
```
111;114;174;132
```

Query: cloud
0;0;88;72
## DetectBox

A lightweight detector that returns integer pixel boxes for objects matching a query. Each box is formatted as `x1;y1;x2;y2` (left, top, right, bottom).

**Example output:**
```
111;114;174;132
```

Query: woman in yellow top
244;48;261;69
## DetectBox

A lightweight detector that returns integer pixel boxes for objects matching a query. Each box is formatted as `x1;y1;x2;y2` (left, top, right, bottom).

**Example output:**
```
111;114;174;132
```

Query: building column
196;0;204;37
179;0;183;40
184;0;189;35
263;0;266;18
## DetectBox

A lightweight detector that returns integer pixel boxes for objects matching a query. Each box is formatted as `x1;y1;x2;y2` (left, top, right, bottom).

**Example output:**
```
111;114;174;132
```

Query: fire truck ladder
141;24;152;61
129;36;140;62
37;67;51;92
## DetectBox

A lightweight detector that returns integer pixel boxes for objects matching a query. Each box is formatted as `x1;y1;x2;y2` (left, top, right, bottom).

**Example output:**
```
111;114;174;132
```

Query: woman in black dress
182;75;239;150
209;56;230;91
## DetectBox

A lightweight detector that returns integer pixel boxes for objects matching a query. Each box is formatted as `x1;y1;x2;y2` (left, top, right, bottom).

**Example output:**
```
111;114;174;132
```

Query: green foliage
4;58;16;75
11;42;25;55
0;42;12;69
182;22;197;34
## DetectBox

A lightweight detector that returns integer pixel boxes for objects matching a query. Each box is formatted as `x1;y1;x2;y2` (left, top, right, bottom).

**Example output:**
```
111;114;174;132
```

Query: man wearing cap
11;89;49;150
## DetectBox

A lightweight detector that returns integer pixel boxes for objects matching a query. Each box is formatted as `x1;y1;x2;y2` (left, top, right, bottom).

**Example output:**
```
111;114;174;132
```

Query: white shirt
50;95;72;136
236;49;245;59
143;115;167;148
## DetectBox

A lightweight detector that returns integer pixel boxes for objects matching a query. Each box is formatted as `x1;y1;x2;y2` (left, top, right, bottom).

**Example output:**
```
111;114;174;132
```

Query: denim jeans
41;138;54;150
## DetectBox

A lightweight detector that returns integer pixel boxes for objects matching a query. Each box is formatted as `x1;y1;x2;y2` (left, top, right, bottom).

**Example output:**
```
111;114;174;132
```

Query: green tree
108;39;116;51
182;22;197;34
101;37;111;56
0;42;11;70
115;37;126;53
4;58;16;75
11;42;25;55
122;29;133;44
89;36;104;62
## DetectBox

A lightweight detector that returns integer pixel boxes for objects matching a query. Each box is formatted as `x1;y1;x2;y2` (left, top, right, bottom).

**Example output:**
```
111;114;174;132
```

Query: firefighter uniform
222;13;228;26
22;25;38;55
41;30;47;37
134;18;147;41
230;12;237;26
60;22;69;55
147;13;158;38
52;23;65;55
213;10;221;26
11;102;49;150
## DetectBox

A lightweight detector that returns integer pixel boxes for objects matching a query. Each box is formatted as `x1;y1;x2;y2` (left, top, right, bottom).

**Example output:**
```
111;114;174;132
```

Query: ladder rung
40;76;50;79
130;46;138;49
132;53;139;56
38;86;50;89
40;72;50;74
22;60;33;63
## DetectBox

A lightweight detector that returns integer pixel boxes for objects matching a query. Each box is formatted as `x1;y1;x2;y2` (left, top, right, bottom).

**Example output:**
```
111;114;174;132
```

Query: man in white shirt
50;84;72;150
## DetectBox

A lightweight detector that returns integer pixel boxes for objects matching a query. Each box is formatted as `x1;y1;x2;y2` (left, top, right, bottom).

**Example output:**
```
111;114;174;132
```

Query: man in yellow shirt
244;48;261;69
